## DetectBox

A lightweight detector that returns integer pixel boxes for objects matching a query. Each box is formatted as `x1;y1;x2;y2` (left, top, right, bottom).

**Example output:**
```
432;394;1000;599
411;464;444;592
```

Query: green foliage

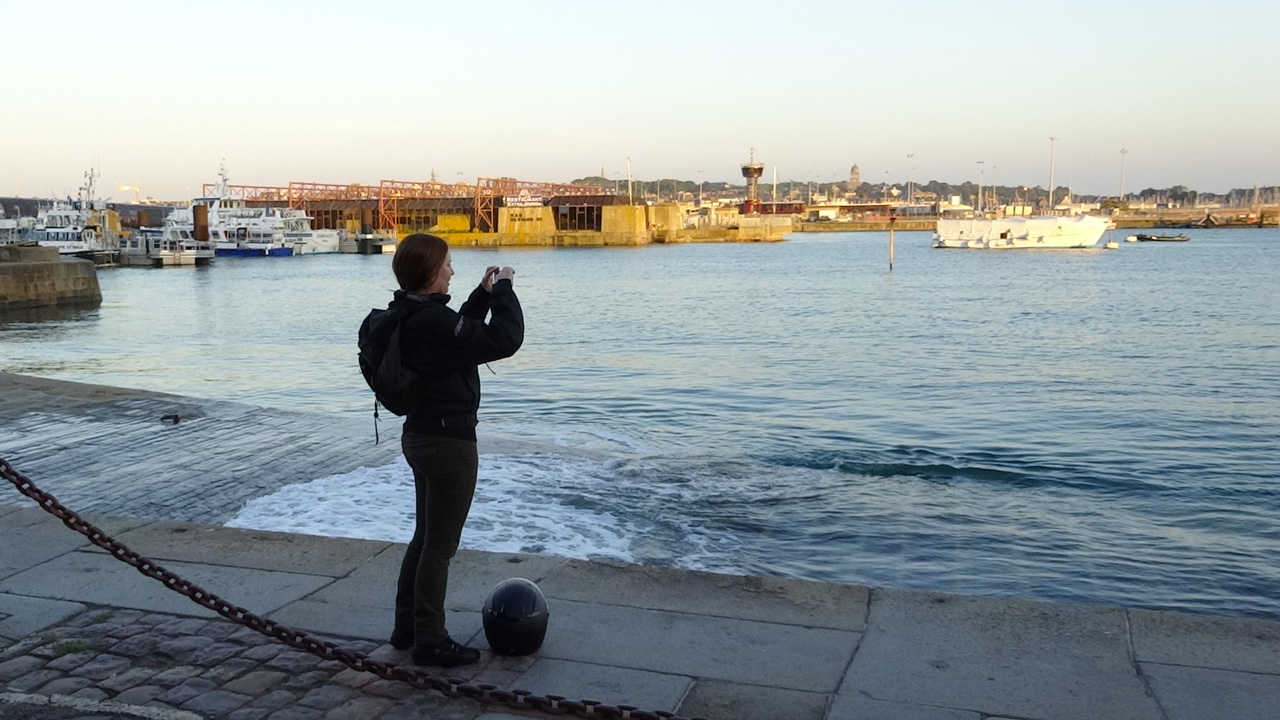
52;640;94;657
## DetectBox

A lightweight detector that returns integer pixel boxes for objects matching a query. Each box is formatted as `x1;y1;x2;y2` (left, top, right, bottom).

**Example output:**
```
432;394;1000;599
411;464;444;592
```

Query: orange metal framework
473;178;603;232
376;179;478;232
286;182;382;210
204;177;606;232
199;183;292;204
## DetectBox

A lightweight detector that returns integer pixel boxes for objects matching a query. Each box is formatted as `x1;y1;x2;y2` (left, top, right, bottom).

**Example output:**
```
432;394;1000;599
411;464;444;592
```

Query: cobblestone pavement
0;607;528;720
0;373;402;524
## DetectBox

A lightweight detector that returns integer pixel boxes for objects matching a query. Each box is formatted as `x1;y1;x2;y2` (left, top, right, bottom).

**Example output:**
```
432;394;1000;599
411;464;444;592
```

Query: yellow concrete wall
602;205;647;235
498;206;556;236
433;214;471;232
647;204;684;232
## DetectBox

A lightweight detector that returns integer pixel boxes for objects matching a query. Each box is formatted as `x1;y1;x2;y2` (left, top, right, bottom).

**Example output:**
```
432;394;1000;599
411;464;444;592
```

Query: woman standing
382;233;523;667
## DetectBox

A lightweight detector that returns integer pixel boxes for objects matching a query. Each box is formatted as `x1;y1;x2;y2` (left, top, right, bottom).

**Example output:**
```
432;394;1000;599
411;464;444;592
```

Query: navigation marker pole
888;213;896;271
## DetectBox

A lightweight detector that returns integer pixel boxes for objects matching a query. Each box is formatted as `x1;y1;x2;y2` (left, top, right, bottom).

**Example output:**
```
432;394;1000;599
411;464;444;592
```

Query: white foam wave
226;454;640;562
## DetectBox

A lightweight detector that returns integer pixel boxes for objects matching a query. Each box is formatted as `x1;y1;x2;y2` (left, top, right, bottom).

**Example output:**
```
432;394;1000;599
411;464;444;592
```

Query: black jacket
391;279;524;438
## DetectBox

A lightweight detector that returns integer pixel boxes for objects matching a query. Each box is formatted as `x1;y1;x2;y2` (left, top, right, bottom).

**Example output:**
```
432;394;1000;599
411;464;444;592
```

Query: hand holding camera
495;266;515;283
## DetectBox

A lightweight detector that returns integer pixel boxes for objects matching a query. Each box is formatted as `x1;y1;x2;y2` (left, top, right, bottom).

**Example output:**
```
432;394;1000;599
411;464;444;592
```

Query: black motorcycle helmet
482;578;549;656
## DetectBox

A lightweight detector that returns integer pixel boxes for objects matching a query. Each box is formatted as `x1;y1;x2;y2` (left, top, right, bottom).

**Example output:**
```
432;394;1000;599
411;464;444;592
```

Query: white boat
183;166;341;257
119;227;209;267
31;170;121;261
285;219;341;255
932;215;1112;249
0;205;30;245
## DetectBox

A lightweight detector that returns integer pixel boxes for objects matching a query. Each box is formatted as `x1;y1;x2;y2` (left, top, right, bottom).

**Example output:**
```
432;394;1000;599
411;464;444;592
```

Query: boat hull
933;216;1111;249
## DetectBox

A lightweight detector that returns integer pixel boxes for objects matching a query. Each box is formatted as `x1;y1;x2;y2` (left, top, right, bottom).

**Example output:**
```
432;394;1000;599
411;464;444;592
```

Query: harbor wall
602;205;648;235
498;206;558;236
432;230;652;247
0;245;102;311
409;204;791;247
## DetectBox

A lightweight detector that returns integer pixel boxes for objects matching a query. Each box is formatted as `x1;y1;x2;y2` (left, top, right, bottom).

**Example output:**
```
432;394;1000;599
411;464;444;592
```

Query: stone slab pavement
0;507;1277;720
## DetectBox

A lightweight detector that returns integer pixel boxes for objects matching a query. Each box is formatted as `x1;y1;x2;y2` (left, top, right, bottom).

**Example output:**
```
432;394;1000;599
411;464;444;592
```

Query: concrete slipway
1;373;1277;720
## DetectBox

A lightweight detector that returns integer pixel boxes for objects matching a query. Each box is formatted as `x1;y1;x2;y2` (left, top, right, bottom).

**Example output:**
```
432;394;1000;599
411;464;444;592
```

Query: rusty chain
1;458;708;720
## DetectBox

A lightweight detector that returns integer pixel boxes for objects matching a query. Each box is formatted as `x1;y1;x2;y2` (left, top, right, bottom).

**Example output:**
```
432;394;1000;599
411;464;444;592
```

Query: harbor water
2;229;1278;619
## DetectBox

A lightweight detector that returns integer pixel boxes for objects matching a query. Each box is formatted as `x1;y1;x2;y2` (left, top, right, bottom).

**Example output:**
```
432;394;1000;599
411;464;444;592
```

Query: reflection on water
0;303;101;327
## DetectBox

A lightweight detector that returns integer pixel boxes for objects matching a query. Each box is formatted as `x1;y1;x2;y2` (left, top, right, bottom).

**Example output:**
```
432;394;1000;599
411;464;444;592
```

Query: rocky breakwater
0;245;101;312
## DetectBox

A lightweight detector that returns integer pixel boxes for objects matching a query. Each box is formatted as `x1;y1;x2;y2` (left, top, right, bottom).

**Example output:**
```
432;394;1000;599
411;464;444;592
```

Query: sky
3;0;1277;201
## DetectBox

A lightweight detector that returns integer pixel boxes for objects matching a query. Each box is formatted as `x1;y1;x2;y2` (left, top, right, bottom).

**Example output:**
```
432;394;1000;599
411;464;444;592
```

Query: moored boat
181;165;340;257
1134;233;1189;242
119;227;210;267
0;205;30;245
932;214;1111;249
31;169;121;263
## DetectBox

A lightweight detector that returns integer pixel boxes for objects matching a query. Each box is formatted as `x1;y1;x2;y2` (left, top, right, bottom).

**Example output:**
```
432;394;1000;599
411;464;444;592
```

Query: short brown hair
393;233;449;292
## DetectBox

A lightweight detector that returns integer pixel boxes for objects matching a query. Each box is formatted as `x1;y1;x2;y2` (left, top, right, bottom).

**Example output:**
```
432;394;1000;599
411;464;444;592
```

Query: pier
0;246;101;312
1;373;1277;719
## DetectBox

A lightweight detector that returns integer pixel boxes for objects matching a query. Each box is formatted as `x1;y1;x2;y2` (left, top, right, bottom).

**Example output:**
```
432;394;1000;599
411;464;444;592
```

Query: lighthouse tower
741;149;764;215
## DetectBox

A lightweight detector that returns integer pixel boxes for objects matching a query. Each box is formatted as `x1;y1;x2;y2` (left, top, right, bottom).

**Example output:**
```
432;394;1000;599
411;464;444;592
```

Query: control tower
741;149;764;215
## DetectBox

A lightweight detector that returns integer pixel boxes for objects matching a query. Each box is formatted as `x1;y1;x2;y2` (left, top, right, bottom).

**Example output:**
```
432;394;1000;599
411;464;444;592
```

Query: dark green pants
395;431;478;645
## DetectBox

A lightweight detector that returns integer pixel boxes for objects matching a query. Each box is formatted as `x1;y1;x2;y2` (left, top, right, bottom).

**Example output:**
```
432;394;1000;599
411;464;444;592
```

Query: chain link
1;458;708;720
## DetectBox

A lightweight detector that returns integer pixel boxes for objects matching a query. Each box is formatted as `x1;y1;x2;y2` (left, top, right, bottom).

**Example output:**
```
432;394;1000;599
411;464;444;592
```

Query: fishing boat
932;214;1111;249
32;169;122;263
1133;233;1189;242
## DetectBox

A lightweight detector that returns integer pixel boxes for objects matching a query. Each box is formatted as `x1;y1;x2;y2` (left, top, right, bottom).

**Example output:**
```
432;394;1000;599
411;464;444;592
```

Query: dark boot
389;625;414;651
411;637;481;668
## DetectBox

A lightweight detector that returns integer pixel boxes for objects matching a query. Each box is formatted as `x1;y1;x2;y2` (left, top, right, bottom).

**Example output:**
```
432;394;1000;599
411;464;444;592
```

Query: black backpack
358;304;433;419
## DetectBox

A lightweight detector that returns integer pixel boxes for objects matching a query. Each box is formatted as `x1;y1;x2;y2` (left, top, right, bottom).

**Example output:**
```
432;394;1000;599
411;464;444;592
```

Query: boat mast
1047;137;1057;213
81;167;100;209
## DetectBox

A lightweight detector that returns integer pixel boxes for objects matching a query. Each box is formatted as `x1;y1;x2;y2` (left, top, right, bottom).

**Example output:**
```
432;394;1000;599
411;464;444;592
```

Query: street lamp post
976;161;984;215
1048;137;1057;211
1119;148;1128;205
